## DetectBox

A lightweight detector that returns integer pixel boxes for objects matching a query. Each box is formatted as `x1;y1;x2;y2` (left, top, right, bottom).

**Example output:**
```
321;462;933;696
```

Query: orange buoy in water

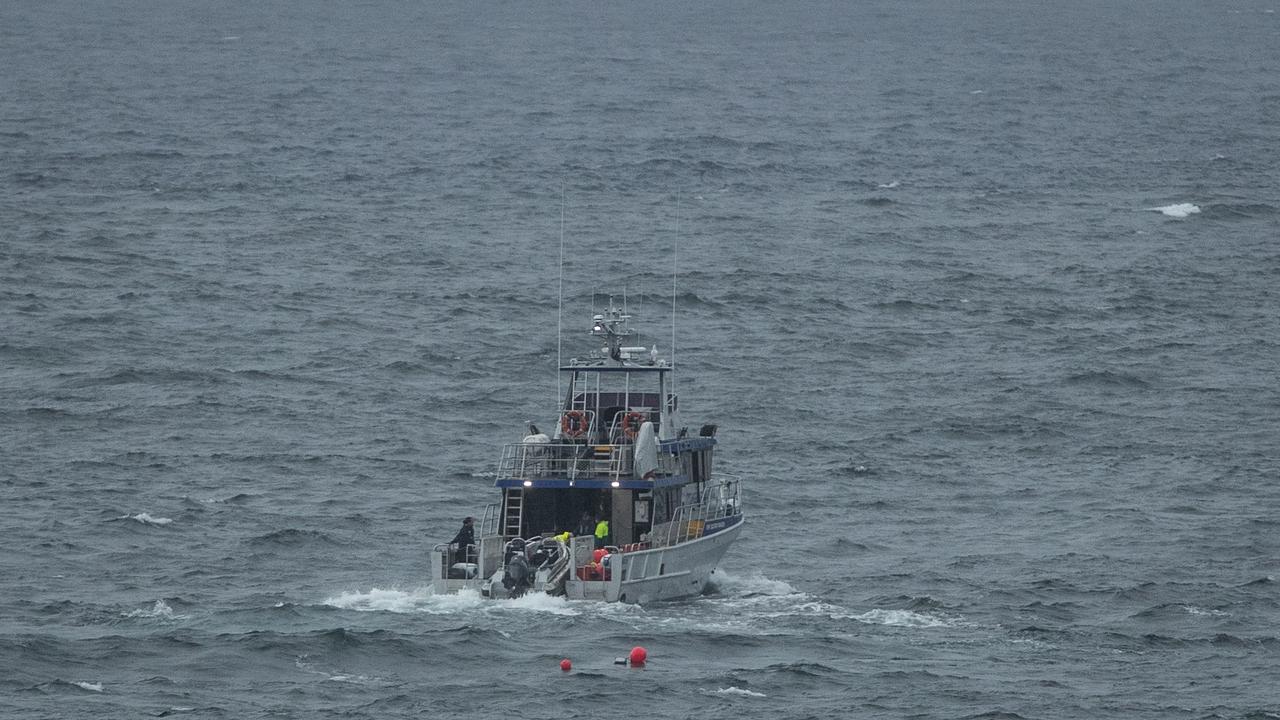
628;646;647;666
560;658;572;672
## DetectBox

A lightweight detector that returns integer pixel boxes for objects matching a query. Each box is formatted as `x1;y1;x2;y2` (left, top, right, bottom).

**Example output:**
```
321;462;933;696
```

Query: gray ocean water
4;1;1280;717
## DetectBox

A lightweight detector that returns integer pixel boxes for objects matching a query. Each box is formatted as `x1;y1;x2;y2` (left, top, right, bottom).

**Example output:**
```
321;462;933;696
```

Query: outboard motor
502;550;532;599
503;537;526;565
528;538;556;568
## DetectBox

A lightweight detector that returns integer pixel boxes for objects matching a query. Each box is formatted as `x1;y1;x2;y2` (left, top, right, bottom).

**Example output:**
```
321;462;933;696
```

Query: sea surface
3;1;1280;718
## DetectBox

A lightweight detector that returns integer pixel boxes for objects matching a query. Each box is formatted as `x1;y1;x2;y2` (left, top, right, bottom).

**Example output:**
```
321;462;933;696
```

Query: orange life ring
560;410;588;438
621;411;646;439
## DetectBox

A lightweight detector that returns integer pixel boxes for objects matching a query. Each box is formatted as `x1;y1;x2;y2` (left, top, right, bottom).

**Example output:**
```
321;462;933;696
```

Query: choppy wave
249;529;337;546
5;2;1279;719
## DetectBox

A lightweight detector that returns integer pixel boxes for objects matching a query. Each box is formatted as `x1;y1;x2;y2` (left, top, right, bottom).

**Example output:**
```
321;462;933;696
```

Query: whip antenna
671;192;679;380
557;187;565;405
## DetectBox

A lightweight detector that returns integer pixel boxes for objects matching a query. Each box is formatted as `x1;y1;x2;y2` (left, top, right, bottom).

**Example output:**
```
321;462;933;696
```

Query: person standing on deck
594;518;611;548
576;511;594;538
450;516;475;565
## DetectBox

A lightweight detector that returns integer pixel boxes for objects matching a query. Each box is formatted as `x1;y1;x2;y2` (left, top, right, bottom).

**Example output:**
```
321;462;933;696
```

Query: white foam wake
853;608;955;628
74;681;103;692
323;587;457;613
710;569;800;597
321;587;580;616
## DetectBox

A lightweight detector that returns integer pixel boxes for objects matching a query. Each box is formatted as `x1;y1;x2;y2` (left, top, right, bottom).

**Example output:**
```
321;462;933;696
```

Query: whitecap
714;686;767;697
327;674;372;684
123;512;173;526
877;181;899;189
1149;203;1200;218
74;681;103;692
1183;605;1228;617
126;599;186;620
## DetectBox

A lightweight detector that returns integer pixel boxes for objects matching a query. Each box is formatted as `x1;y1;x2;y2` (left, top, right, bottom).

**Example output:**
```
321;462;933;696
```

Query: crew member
576;511;594;537
450;516;475;565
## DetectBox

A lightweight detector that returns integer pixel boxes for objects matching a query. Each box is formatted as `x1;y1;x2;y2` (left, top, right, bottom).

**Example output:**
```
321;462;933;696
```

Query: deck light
611;480;620;488
523;480;533;487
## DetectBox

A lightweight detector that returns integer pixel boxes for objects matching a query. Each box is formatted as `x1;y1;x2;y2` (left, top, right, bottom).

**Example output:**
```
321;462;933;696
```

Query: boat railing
650;475;742;548
479;502;500;538
432;542;478;580
497;442;634;480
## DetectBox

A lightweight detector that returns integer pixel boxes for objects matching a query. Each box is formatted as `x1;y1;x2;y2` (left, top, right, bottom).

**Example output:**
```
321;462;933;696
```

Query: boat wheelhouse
431;298;743;604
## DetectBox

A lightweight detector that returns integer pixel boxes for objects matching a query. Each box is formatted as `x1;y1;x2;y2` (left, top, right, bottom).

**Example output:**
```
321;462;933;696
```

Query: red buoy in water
560;658;572;672
628;646;647;666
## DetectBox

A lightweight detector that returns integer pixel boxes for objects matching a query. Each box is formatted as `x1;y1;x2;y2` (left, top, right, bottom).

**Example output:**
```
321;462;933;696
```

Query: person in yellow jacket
594;518;610;548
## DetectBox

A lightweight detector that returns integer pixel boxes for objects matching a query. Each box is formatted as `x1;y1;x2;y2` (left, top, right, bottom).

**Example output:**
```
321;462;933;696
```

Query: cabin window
652;487;681;525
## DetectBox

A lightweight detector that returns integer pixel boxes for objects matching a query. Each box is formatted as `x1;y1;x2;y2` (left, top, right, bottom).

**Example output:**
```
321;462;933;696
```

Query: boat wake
321;586;581;616
321;572;962;641
706;569;800;597
687;571;964;633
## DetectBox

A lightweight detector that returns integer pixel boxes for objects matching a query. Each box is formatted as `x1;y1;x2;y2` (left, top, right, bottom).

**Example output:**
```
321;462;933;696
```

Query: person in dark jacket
576;511;594;538
450;517;475;565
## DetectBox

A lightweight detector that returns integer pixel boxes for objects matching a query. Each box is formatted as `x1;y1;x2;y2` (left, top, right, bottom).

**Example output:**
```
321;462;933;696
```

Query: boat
431;297;744;604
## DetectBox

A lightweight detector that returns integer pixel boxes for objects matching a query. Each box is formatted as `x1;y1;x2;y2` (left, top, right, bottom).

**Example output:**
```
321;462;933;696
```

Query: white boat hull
567;515;744;604
432;515;744;604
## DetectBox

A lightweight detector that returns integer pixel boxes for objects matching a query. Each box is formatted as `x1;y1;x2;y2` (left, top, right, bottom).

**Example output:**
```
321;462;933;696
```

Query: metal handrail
650;476;742;548
432;542;477;580
479;502;500;538
497;442;634;480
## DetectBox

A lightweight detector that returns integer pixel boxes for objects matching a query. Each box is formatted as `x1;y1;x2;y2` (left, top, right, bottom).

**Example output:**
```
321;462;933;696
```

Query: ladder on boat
502;488;523;537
